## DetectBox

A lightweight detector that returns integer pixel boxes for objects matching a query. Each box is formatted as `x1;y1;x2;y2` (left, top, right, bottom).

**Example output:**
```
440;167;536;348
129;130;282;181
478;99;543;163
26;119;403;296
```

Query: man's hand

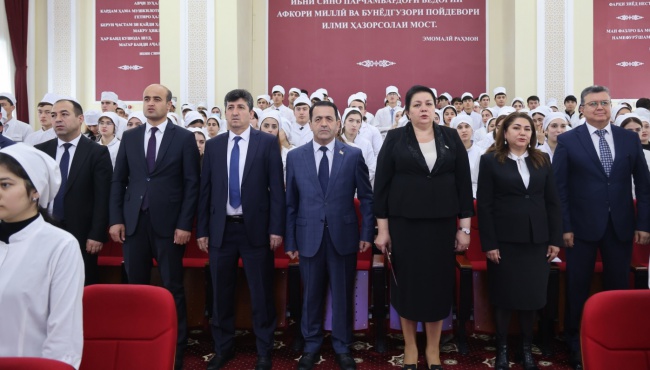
270;234;283;251
174;229;191;245
197;237;209;253
546;245;560;262
109;224;125;243
563;232;574;248
86;239;103;254
486;249;501;264
635;230;650;245
359;241;371;253
286;251;299;260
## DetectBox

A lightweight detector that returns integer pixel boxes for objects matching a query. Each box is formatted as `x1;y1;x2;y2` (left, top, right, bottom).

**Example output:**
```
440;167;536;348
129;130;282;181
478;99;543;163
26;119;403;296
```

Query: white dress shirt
226;126;251;215
144;120;167;158
55;134;82;175
313;138;335;175
586;122;616;162
2;117;33;142
508;151;530;188
373;105;398;134
0;216;84;369
419;139;437;171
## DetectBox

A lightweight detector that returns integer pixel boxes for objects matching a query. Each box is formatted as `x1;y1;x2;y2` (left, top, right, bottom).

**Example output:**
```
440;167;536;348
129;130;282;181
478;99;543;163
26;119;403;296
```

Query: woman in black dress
374;85;474;370
477;112;562;370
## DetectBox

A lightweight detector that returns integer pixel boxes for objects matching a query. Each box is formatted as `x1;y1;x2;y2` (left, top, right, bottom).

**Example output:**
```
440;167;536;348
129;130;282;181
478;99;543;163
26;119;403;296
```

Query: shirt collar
57;133;82;148
229;125;251;142
586;122;612;136
313;138;336;154
508;150;529;161
146;119;168;134
3;117;15;127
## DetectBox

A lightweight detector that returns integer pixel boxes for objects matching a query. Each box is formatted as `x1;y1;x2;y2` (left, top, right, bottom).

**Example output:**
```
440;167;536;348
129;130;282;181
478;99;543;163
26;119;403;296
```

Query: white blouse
419;139;437;171
0;216;84;369
508;151;530;189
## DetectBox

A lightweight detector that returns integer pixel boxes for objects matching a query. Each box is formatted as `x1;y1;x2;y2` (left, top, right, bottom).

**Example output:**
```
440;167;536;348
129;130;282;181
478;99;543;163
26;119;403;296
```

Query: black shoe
174;350;184;370
402;365;417;370
428;365;444;370
569;351;583;370
207;351;234;370
335;353;357;370
255;355;272;370
297;352;319;370
521;342;539;370
495;343;509;370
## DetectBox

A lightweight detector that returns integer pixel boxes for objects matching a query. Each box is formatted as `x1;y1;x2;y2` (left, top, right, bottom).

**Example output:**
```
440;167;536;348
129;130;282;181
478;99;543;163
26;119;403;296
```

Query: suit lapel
610;125;626;174
43;139;57;160
302;141;323;197
405;123;430;173
242;129;259;184
219;134;229;188
136;124;147;170
327;140;345;197
430;124;449;175
153;119;175;171
66;135;91;194
576;124;607;177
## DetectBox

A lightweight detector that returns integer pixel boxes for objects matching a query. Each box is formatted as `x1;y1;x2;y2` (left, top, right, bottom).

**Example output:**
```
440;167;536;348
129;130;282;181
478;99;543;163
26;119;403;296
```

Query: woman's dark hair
636;98;650;110
620;116;643;129
486;112;548;169
403;85;436;112
0;153;58;225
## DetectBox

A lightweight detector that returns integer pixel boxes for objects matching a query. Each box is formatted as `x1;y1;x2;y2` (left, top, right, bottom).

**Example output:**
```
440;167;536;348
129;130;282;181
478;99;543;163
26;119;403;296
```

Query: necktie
141;127;158;211
595;129;613;176
229;136;242;208
318;146;329;194
390;108;395;123
53;143;72;220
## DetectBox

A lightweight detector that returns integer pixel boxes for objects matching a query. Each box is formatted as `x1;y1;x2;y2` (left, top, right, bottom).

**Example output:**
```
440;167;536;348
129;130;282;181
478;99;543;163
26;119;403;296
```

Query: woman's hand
486;249;501;264
546;245;560;262
374;231;392;254
455;230;470;252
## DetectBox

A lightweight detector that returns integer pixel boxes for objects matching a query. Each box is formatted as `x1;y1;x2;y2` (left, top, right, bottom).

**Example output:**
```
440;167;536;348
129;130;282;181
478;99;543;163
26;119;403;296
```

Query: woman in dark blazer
375;85;474;370
477;112;562;370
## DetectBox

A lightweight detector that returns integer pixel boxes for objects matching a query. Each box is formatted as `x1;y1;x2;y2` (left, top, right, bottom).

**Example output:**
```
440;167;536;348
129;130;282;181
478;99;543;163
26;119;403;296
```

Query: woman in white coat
0;144;84;369
339;107;377;186
97;111;121;168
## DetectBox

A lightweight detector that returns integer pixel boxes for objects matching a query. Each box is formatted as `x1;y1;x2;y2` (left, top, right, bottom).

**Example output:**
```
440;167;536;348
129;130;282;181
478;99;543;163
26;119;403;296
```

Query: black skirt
389;216;456;322
487;241;550;310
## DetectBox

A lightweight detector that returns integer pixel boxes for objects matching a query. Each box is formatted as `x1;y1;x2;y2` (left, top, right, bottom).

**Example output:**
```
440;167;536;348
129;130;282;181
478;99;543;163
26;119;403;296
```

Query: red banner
593;2;650;99
268;1;486;114
95;0;160;101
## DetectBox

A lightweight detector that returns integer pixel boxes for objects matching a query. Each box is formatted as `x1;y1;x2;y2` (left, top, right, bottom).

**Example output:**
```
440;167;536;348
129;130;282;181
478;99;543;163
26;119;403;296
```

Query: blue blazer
285;140;374;258
552;123;650;242
109;121;201;237
0;135;15;148
196;129;285;247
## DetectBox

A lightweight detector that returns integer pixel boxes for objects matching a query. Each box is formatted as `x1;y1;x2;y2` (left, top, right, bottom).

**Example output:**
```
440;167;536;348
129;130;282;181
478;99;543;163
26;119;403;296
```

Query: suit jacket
374;122;474;219
477;151;563;251
0;135;15;148
109;120;200;237
552;123;650;241
285;140;374;258
36;135;113;245
196;129;285;247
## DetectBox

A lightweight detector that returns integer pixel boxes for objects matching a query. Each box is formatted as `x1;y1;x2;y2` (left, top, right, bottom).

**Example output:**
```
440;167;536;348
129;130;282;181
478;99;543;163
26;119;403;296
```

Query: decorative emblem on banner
357;60;396;68
118;65;144;71
616;15;644;20
616;61;644;67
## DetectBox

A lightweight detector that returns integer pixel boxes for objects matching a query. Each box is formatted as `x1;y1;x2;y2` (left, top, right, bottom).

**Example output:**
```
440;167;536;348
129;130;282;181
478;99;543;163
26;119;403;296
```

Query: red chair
0;357;74;369
581;290;650;369
80;285;177;370
631;241;650;288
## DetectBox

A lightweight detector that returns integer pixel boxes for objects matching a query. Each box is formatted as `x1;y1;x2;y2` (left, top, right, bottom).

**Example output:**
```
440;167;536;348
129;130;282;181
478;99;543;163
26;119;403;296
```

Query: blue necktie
390;108;395;123
141;127;158;211
53;143;72;220
318;146;329;194
229;136;242;208
596;129;613;176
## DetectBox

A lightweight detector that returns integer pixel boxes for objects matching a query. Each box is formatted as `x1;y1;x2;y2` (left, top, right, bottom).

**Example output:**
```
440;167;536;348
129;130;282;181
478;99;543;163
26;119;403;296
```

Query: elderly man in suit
109;84;200;370
553;85;650;370
197;89;285;370
285;102;374;370
36;98;112;286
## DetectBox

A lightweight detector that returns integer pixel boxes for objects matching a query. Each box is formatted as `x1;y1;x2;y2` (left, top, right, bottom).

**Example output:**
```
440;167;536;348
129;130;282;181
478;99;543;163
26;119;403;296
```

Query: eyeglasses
584;100;611;108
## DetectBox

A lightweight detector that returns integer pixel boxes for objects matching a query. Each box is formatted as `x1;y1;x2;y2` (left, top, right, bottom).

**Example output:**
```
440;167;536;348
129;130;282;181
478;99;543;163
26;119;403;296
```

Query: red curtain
4;0;29;123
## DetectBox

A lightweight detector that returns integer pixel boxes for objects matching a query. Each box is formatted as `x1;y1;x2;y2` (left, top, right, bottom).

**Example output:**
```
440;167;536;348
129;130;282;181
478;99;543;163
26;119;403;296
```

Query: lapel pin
339;150;344;155
444;145;449;149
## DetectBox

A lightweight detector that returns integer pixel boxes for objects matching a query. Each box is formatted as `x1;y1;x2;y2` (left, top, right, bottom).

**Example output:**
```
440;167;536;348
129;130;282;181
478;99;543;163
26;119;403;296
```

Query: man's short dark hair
301;89;309;95
451;97;462;105
0;96;14;106
309;101;339;121
564;95;577;104
224;89;254;111
55;99;83;116
636;98;650;110
580;85;610;106
37;102;53;108
527;95;540;103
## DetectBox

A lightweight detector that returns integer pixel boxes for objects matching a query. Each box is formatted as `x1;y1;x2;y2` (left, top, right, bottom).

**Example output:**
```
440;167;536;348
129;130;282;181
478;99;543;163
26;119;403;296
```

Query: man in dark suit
36;98;112;285
285;102;374;370
109;84;200;370
553;85;650;369
196;89;285;370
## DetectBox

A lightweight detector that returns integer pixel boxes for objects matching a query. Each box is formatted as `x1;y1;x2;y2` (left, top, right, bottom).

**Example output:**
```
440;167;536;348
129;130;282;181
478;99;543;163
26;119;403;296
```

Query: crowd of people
0;83;649;370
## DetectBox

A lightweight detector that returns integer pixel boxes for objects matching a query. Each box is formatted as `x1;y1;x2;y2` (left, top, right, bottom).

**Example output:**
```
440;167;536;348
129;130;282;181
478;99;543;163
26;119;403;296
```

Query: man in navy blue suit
197;89;285;370
285;102;374;370
109;84;201;370
553;85;650;369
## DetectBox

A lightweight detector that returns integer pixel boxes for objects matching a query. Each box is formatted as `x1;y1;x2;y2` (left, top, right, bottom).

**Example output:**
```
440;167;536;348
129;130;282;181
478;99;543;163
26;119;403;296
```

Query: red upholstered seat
97;238;124;267
581;290;650;369
80;285;177;370
0;357;74;369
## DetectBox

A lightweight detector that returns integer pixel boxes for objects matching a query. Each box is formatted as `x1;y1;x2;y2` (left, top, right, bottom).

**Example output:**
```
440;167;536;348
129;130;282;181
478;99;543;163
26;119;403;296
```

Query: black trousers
122;210;188;358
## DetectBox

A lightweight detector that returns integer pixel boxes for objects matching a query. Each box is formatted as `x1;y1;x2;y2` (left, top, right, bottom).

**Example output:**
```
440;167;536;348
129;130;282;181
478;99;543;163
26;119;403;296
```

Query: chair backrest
0;357;74;369
80;285;178;370
581;290;650;370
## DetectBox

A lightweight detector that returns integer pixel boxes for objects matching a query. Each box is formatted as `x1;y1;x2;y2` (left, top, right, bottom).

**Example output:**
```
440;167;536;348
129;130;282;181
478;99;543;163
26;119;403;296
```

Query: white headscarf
98;112;121;131
0;144;61;209
543;112;569;131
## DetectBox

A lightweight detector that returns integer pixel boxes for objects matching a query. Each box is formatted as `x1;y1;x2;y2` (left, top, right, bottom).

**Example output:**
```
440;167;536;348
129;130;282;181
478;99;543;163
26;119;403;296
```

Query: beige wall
28;0;595;116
